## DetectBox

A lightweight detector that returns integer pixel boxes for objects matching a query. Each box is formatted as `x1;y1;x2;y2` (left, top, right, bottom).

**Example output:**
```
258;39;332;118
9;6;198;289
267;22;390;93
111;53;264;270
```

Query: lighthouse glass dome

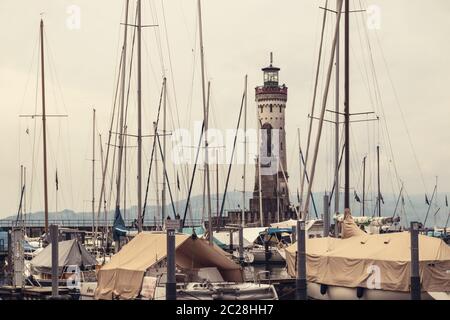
263;67;280;86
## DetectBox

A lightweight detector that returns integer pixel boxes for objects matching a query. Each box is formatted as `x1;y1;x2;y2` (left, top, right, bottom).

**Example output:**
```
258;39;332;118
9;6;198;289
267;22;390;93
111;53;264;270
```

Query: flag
425;194;430;205
297;189;300;203
380;194;384;204
354;191;361;203
55;170;59;191
401;195;405;206
446;195;448;207
176;172;180;191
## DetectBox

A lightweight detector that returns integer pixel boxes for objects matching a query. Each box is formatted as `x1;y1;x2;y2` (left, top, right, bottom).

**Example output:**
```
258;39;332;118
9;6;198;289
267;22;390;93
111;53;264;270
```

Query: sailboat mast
344;0;350;210
198;0;212;244
242;75;247;227
137;0;143;232
24;166;27;228
377;145;381;217
115;0;129;217
124;126;127;221
216;149;219;228
334;0;341;216
257;121;263;227
362;156;366;216
92;108;96;236
162;78;167;222
40;18;49;234
153;122;160;226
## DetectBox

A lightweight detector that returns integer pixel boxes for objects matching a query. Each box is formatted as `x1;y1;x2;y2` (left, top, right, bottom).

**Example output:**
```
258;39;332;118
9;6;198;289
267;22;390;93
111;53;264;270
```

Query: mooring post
11;227;24;288
296;219;307;300
410;221;421;300
229;230;233;252
291;225;297;244
165;217;178;300
238;225;244;263
323;194;330;237
50;224;59;298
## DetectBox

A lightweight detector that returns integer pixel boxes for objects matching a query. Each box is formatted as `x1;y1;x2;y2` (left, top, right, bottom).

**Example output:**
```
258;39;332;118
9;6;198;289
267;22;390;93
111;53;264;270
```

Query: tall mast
344;0;350;210
20;166;24;226
40;18;49;234
99;133;107;247
137;0;143;232
334;0;341;217
242;75;247;228
92;108;96;236
216;149;219;228
362;156;366;216
24;166;27;228
123;126;127;221
153;122;160;227
162;78;167;222
377;145;381;217
115;0;129;221
198;0;212;244
257;115;263;226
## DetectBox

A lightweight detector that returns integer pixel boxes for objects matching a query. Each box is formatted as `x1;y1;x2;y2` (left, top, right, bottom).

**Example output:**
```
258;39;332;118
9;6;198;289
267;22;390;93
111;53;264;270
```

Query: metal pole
410;221;421;300
198;0;212;245
115;0;129;228
40;19;49;235
323;194;330;237
238;225;244;264
216;150;219;231
92;109;96;238
303;0;344;217
296;220;307;300
137;0;143;232
166;225;176;300
377;146;381;217
334;0;340;217
50;224;59;298
362;156;366;216
154;122;161;228
124;126;127;221
344;0;350;210
291;225;297;244
24;166;27;228
242;75;247;228
162;78;167;223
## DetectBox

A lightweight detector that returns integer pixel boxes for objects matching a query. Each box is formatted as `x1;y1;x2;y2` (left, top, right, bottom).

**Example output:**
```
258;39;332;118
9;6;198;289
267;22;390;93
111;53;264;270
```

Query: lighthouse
249;53;291;226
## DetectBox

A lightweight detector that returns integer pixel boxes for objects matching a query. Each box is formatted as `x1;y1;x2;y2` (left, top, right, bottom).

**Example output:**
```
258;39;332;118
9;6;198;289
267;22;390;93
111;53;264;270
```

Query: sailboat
288;0;450;300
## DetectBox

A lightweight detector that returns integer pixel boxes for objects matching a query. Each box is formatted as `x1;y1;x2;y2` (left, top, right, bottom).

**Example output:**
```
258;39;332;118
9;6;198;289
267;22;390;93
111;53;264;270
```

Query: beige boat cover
95;232;243;300
286;215;450;292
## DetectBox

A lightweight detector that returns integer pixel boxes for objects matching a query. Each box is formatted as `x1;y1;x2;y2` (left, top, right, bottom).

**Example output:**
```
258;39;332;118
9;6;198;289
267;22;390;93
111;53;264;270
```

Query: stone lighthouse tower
250;53;291;226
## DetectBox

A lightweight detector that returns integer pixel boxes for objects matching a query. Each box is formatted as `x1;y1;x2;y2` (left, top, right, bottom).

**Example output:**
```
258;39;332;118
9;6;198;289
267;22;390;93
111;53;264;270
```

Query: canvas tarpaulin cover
30;239;97;275
95;232;243;300
286;216;450;292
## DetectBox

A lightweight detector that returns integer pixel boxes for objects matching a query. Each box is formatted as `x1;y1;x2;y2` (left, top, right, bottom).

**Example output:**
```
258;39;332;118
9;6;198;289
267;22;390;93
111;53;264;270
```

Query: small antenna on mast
270;52;273;66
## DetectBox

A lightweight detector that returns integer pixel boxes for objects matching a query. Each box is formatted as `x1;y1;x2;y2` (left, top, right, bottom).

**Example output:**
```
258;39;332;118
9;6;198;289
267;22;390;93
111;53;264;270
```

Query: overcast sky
1;0;450;218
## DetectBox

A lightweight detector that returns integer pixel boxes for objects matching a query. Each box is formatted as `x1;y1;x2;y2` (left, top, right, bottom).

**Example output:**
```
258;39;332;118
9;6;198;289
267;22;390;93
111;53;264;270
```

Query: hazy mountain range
1;192;449;228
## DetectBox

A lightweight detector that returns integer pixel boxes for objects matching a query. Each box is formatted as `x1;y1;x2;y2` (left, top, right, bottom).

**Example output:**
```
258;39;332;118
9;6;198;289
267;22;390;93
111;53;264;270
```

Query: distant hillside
1;191;449;227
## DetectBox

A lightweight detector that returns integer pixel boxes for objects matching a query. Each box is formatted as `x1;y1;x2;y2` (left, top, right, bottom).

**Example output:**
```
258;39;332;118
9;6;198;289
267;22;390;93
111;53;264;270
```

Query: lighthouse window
262;123;273;157
279;106;282;112
269;104;273;112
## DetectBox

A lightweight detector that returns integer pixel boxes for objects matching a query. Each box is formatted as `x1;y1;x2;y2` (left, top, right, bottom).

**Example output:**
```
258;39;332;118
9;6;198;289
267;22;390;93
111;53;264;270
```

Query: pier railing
0;219;204;229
